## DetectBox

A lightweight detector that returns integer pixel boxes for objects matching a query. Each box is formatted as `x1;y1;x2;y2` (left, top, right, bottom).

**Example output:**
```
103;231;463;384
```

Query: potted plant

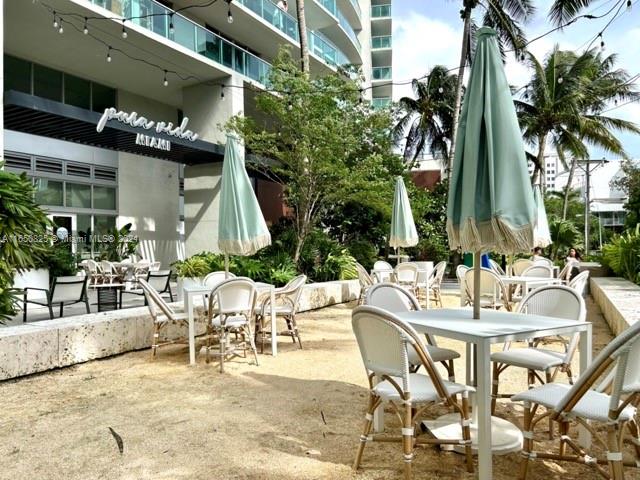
172;256;211;301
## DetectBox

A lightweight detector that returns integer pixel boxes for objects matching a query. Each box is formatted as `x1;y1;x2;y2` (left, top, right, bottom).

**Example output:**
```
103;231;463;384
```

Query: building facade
2;0;390;268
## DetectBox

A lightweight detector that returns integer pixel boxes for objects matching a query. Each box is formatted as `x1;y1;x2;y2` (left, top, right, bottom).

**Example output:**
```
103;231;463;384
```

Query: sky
391;0;640;159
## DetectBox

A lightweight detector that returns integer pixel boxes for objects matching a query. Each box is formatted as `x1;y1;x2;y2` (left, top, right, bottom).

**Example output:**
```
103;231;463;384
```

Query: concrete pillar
182;74;244;257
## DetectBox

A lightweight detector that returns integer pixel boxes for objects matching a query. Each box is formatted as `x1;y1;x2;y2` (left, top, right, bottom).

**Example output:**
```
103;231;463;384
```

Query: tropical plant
99;223;140;262
548;216;582;260
229;49;403;264
613;159;640;228
37;242;80;278
516;47;640;189
172;256;211;278
394;66;457;164
312;249;358;282
450;0;534;176
602;225;640;285
0;167;52;321
347;239;378;271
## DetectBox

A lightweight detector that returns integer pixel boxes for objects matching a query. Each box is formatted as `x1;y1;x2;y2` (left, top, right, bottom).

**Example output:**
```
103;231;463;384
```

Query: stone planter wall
590;277;640;336
0;279;360;381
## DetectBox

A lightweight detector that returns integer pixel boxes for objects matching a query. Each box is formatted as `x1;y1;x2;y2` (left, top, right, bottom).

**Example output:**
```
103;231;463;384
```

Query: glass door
48;214;77;254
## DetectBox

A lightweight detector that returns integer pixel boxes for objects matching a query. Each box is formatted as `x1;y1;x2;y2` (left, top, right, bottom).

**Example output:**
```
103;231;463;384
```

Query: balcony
235;0;299;42
372;66;392;81
90;0;271;86
310;0;362;64
371;4;391;18
372;97;391;109
310;31;350;67
372;35;392;49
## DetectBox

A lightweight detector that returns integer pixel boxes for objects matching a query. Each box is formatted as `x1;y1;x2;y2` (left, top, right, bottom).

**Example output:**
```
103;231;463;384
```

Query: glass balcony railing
91;0;271;85
315;0;360;52
309;31;350;66
372;66;392;80
371;35;392;49
372;97;391;109
371;4;391;18
235;0;299;41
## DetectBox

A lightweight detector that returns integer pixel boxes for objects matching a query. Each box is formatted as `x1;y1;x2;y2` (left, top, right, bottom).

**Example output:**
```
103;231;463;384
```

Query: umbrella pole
224;253;229;278
473;250;481;320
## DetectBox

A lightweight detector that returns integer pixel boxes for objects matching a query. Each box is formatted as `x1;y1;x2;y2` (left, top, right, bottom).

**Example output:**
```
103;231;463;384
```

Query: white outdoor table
500;275;562;302
380;308;592;480
183;281;276;365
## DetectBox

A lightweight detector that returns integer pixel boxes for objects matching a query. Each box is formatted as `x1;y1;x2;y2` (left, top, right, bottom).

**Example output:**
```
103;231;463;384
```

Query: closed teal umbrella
390;176;419;251
218;134;271;270
447;27;536;318
533;185;551;248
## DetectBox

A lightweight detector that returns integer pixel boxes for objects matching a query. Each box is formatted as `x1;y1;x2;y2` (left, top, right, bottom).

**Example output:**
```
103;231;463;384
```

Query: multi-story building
526;154;561;191
2;0;390;267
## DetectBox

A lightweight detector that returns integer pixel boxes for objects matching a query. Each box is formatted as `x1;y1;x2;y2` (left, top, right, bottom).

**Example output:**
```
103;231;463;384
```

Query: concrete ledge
0;280;360;381
590;277;640;336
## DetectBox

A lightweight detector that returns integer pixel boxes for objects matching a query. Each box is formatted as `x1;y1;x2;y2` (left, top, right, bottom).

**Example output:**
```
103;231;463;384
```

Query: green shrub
37;242;79;278
602;225;640;285
348;239;378;270
173;256;211;278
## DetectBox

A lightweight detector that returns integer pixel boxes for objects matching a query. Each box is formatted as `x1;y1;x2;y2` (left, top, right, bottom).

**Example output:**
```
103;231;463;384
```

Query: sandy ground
0;293;623;480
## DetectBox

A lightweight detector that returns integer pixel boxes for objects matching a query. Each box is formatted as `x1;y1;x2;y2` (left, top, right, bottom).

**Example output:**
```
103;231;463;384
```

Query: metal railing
371;35;392;49
236;0;299;41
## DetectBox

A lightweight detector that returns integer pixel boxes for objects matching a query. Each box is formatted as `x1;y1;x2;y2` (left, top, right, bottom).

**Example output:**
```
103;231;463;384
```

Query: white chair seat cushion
491;348;566;371
408;345;461;365
512;383;637;423
374;373;473;403
211;314;249;328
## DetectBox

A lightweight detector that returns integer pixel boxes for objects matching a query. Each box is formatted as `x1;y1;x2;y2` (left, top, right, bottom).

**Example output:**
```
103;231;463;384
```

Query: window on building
92;82;117;113
64;74;91;109
66;183;92;208
4;55;31;94
93;186;117;210
33;64;63;101
34;179;64;206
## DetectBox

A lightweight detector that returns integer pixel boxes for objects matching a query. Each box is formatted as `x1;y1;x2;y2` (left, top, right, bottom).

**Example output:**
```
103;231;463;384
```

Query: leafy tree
0;168;52;321
516;47;640;190
394;66;457;164
229;49;404;264
613;160;640;228
602;225;640;285
450;0;534;176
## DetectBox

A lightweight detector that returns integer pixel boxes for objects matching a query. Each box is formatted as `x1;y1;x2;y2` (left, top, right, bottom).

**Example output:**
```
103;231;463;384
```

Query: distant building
527;155;561;191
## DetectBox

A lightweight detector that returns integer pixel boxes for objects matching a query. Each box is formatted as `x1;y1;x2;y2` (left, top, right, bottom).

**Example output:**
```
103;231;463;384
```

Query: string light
163;70;168;87
599;33;605;51
121;20;128;39
83;17;89;34
227;2;234;24
58;19;64;34
558;76;563;84
438;87;444;93
53;11;58;29
220;85;225;99
169;14;174;35
106;46;112;63
627;0;632;11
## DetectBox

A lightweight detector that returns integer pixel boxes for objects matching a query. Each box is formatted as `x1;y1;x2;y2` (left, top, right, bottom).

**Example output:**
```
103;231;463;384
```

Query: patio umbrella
533;185;551;248
218;134;271;273
389;176;419;261
447;27;536;319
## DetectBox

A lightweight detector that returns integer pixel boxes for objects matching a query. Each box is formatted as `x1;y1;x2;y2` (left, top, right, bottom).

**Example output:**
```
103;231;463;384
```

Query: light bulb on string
53;11;58;29
169;14;174;35
122;20;128;39
106;47;112;63
163;70;168;87
557;76;563;84
220;85;225;99
627;0;632;11
58;20;64;34
438;87;444;94
227;0;234;23
599;33;605;51
83;18;89;34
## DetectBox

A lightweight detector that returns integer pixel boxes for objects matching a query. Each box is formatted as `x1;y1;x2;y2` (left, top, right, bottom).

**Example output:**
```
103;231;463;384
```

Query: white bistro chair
355;263;374;305
372;260;394;283
568;270;590;297
365;283;460;381
512;317;640;480
456;264;471;307
351;306;474;478
489;258;506;276
427;261;447;308
205;277;259;373
463;267;511;311
512;258;534;276
491;286;586;424
394;263;419;295
201;271;236;309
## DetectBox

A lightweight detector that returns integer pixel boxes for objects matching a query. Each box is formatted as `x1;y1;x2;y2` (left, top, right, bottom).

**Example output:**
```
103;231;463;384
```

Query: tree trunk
562;158;577;220
533;133;547;189
296;0;310;74
449;6;472;181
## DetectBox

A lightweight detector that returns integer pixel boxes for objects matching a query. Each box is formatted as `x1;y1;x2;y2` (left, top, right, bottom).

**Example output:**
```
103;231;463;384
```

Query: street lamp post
575;158;609;257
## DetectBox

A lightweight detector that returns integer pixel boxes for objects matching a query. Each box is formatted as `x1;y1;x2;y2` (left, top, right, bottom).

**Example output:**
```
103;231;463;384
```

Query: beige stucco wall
183;162;223;256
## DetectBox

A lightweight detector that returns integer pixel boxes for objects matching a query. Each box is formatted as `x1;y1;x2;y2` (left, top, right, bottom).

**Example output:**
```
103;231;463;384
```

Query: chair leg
519;401;533;480
85;298;91;314
402;396;414;480
353;395;377;471
461;392;474;473
607;424;624;480
23;296;27;323
445;359;455;382
151;323;159;358
491;363;500;415
291;314;302;349
545;370;554;439
168;286;174;302
245;324;259;367
285;318;296;343
219;329;226;373
59;302;64;318
47;304;54;320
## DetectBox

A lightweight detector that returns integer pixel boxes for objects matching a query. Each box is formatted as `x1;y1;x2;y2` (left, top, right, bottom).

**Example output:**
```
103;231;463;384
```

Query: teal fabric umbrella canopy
533;185;551;248
390;176;419;248
447;27;536;255
218;134;271;256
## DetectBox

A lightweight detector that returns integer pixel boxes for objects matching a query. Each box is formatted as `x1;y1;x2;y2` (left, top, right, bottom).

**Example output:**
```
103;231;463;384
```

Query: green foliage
347;239;378;271
313;249;358;282
548;216;582;260
228;48;403;263
407;181;450;262
613;160;640;228
173;256;211;279
99;223;140;262
37;242;79;278
0;167;52;321
602;225;640;285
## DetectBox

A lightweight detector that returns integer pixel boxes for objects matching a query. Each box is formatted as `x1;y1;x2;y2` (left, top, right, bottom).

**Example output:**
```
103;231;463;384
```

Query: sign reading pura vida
96;107;199;152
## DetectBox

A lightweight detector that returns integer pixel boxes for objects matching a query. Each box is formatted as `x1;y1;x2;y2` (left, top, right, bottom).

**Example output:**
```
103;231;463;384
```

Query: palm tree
548;0;599;26
450;0;534;178
393;66;457;164
295;0;310;74
516;46;640;198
